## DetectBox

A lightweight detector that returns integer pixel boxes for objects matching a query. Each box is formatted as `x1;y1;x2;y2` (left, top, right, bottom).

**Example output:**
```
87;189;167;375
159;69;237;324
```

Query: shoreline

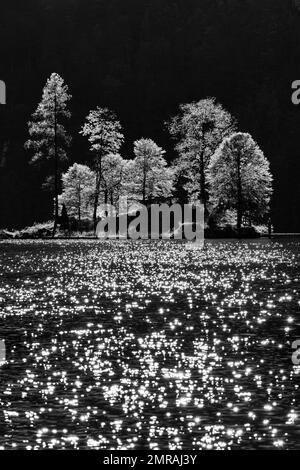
1;233;300;241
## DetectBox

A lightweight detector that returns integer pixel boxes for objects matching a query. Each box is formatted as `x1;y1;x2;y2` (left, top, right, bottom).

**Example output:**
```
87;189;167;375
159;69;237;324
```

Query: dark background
0;0;300;231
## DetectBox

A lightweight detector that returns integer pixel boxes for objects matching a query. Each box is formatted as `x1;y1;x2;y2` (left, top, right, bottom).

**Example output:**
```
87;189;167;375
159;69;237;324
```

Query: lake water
0;239;299;450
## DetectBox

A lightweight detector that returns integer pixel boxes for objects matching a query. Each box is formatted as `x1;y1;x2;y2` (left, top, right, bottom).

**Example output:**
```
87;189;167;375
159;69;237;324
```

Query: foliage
80;107;124;226
25;73;71;166
61;163;95;222
18;221;53;238
167;98;236;205
80;107;124;157
208;132;273;227
101;153;126;206
24;73;72;234
126;138;174;204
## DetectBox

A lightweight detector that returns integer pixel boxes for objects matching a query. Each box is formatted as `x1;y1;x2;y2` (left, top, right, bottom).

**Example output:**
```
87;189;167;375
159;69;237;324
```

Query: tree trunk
53;93;59;238
199;151;207;214
142;155;147;205
93;156;102;233
78;182;81;230
93;175;100;232
237;153;242;235
142;172;146;205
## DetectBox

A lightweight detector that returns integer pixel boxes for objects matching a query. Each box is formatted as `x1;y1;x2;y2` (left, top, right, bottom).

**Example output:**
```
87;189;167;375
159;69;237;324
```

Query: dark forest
1;0;300;231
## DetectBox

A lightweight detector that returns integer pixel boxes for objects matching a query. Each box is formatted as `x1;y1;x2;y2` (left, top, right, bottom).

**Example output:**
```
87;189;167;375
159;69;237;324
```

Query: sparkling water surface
0;239;299;450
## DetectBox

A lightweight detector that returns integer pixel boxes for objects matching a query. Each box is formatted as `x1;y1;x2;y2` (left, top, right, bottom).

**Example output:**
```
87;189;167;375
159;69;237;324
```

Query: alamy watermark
291;80;300;105
96;197;204;249
0;80;6;104
292;340;300;366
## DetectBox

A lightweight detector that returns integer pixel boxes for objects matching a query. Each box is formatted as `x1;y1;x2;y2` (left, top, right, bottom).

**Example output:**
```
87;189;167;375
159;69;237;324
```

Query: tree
25;73;71;236
80;107;124;230
101;153;126;206
126;138;174;205
1;1;298;232
208;132;273;231
167;98;236;211
60;163;95;225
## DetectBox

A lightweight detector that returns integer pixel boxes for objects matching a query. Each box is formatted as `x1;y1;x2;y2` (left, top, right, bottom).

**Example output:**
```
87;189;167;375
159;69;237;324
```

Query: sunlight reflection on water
0;239;299;450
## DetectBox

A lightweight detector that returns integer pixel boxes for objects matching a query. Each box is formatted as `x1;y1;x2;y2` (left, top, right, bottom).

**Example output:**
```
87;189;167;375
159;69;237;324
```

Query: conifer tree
25;73;71;236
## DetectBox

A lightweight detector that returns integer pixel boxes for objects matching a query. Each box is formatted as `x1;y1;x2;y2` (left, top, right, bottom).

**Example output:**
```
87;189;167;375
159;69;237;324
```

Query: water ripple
0;239;299;450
